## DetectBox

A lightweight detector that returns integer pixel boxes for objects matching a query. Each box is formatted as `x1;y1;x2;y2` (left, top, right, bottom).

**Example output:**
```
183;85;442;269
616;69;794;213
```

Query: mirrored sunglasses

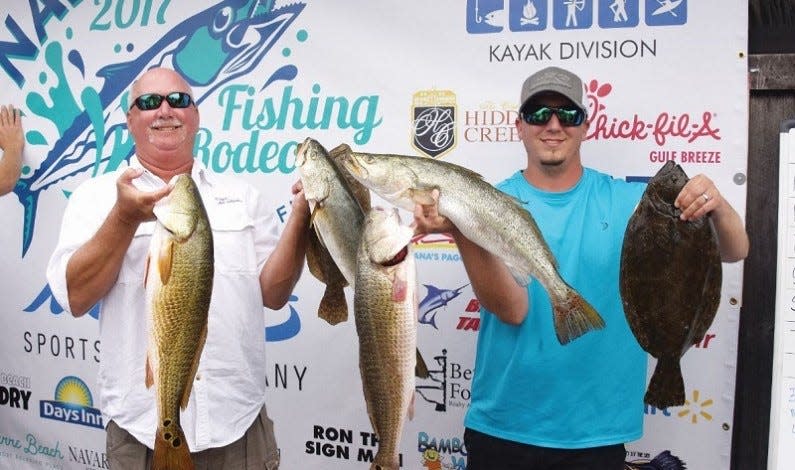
520;105;586;127
130;92;193;111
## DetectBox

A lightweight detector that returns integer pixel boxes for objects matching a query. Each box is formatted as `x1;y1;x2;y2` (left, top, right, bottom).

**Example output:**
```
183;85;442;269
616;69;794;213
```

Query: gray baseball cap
519;66;587;114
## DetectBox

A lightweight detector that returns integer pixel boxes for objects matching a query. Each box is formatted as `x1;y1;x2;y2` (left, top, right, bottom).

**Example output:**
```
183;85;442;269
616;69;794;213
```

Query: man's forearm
66;205;140;316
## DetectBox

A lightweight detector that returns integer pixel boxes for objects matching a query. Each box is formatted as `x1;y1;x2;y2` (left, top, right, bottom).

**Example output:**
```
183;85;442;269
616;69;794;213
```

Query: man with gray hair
47;67;309;469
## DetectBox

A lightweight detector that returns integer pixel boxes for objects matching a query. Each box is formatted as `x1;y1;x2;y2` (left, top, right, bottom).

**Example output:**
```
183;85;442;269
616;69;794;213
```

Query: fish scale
620;160;722;409
335;145;604;345
297;137;370;325
354;207;417;470
145;173;213;470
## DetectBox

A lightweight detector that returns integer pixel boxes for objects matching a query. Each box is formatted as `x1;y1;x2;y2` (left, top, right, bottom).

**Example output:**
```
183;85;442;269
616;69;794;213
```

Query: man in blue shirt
413;66;749;470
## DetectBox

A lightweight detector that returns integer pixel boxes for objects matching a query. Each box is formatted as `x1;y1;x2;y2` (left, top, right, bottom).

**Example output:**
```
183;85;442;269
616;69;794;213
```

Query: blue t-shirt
463;167;648;449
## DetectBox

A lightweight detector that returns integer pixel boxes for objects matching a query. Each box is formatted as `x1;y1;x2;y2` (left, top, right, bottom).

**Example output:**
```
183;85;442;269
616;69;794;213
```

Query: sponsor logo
643;389;714;425
66;444;108;469
0;431;64;466
463;78;721;156
0;371;32;411
304;425;405;466
417;432;467;470
39;376;103;429
466;0;686;34
457;298;482;332
584;78;721;148
677;389;713;424
415;349;472;412
23;331;101;363
463;104;520;143
418;284;469;329
413;234;460;267
411;90;457;159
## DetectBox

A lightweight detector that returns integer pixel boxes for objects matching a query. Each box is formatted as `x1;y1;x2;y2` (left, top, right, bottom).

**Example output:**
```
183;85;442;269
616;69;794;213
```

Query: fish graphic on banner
418;284;468;329
9;0;305;256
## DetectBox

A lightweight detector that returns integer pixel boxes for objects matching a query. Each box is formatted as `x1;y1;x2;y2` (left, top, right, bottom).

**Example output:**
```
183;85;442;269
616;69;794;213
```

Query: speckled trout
335;145;604;344
296;137;370;325
144;173;213;470
355;207;418;470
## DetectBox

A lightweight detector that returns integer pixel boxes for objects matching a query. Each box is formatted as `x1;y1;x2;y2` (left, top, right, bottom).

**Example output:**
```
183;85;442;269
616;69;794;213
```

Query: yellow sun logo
53;376;93;407
677;389;713;424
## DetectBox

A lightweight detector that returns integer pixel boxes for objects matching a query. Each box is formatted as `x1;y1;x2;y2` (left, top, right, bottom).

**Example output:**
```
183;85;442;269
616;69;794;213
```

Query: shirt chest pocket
208;206;258;275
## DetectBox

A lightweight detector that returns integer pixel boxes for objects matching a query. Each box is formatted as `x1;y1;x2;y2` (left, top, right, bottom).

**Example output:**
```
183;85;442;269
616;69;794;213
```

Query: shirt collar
128;155;216;188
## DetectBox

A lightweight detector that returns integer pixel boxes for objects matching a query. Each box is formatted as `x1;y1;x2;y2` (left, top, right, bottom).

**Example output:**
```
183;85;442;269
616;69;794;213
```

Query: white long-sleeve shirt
46;156;279;451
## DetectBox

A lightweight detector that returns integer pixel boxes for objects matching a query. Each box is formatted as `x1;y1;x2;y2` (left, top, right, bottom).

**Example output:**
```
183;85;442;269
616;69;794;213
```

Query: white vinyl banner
0;1;747;469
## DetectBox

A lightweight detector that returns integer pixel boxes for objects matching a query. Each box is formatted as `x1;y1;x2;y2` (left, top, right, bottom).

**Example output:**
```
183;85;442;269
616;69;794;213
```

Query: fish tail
645;357;685;409
553;290;605;344
152;423;194;470
371;455;400;470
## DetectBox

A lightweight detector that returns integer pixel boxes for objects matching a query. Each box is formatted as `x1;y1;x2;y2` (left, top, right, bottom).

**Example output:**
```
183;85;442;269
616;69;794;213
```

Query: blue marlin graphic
13;0;305;256
418;284;468;329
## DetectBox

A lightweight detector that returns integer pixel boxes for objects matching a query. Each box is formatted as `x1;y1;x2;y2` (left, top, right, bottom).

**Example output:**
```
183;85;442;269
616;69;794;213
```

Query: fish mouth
380;245;409;267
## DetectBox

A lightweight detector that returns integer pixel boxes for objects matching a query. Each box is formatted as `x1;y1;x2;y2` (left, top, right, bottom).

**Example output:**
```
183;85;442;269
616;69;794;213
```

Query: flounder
619;161;722;408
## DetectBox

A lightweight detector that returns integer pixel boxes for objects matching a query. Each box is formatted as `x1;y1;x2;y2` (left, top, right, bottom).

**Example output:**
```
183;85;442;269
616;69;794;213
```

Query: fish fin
317;283;349;325
504;261;532;286
179;325;207;411
408;187;438;206
153;423;194;470
308;206;320;233
347;177;371;213
645;356;685;409
415;348;430;379
305;228;329;283
162;212;198;242
408;391;416;421
553;289;605;344
306;229;350;325
145;355;154;389
328;143;352;159
158;239;175;285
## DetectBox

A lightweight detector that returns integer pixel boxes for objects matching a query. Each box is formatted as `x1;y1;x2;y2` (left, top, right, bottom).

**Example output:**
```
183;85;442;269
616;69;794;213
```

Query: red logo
584;79;721;145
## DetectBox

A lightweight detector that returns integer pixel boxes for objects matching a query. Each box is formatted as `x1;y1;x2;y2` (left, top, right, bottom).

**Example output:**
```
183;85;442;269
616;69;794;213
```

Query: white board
770;118;795;470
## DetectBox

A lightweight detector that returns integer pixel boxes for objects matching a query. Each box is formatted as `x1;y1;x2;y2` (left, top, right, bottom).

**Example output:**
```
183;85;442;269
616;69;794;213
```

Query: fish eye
212;7;234;34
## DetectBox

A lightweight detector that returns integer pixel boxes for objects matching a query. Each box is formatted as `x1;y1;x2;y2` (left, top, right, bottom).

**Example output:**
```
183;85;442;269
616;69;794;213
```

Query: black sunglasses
520;104;586;127
130;92;193;111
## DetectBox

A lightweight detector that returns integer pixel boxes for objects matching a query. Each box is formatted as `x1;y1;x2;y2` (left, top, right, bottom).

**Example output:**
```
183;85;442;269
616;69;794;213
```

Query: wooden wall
732;54;795;470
